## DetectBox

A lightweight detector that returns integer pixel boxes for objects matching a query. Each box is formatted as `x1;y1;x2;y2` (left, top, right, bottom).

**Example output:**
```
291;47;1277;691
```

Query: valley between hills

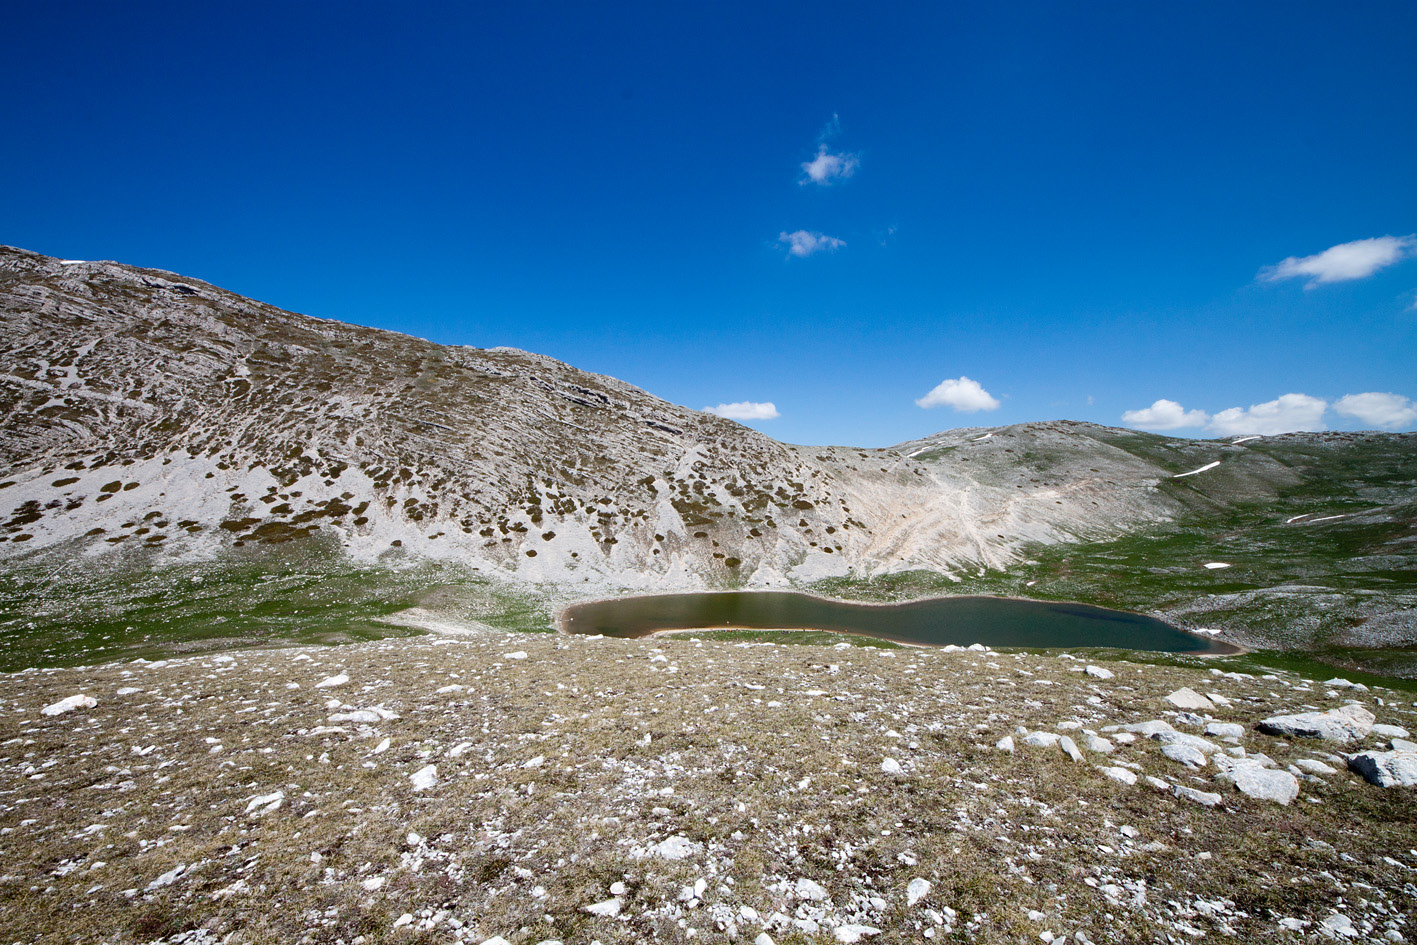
2;246;1417;945
1;245;1413;677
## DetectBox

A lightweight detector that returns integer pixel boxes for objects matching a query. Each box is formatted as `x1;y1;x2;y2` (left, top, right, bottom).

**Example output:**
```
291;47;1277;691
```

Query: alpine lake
560;590;1239;655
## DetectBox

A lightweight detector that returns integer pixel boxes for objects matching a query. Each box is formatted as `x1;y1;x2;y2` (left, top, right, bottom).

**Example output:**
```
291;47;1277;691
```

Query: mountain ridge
0;245;1196;584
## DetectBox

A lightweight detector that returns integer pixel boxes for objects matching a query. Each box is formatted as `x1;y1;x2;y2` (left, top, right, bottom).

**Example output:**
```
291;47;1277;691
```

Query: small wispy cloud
916;376;1000;413
703;401;780;421
1259;235;1417;288
800;145;859;186
1333;392;1417;430
1207;393;1329;436
778;230;845;258
1121;399;1210;431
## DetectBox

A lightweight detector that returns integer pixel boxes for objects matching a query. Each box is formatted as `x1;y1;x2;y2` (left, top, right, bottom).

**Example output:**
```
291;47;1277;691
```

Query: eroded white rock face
1348;750;1417;788
1258;704;1375;742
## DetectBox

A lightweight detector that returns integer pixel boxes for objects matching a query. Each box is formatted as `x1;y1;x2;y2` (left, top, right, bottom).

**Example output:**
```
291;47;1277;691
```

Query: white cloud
1206;393;1328;436
1121;399;1210;431
1259;235;1417;288
1333;392;1417;430
800;145;860;186
915;376;1001;412
778;230;845;258
703;401;780;421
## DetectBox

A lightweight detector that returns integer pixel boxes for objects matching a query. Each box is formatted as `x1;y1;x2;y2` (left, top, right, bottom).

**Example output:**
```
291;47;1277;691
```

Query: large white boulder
1164;688;1214;711
41;694;97;716
1258;704;1374;741
1348;750;1417;788
1217;764;1300;804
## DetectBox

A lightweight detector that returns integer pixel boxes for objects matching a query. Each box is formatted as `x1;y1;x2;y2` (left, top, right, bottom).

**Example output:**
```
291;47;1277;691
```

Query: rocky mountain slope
2;245;1141;586
2;245;1414;666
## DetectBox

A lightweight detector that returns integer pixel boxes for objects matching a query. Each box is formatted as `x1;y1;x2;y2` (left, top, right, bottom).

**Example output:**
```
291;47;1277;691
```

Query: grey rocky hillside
2;245;1414;631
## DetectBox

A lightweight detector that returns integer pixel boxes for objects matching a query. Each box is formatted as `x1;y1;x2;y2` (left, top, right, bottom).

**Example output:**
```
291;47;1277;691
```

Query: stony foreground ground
1;632;1415;945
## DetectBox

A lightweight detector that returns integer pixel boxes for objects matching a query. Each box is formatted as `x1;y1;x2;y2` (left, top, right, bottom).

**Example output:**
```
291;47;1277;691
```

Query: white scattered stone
1321;913;1359;938
996;735;1015;753
834;925;881;943
907;877;932;906
1058;735;1084;763
410;764;438;791
1144;775;1170;791
1219;765;1300;804
881;757;906;776
314;674;349;689
329;710;382;724
145;863;186;890
480;938;512;945
1348;750;1417;788
1372;723;1411;739
1258;704;1375;741
652;836;702;860
1113;732;1137;745
755;935;776;945
362;876;386;891
1153;731;1220;754
1111;720;1174;736
1204;721;1245;739
1164;688;1215;711
1083;734;1113;754
795;877;829;901
584;897;622;917
1101;766;1138;785
392;913;413;929
1085;665;1114;680
373;737;391;754
505;651;528;660
1294;759;1338;776
244;791;284;816
1172;784;1223;807
609;881;627;896
1022;731;1061;748
1162;744;1207;768
41;694;97;716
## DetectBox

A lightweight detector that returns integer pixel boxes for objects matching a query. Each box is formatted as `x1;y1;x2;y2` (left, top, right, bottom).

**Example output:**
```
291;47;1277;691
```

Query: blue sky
5;2;1415;446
